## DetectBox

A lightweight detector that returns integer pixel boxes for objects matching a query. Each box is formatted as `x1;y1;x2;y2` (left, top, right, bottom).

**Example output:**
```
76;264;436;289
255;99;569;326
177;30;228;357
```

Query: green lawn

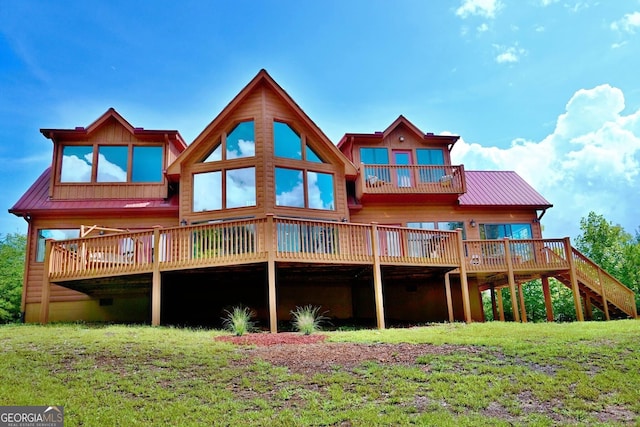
1;321;639;426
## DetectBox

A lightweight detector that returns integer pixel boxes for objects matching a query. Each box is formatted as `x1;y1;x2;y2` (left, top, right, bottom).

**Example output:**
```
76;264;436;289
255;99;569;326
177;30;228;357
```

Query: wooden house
9;70;637;330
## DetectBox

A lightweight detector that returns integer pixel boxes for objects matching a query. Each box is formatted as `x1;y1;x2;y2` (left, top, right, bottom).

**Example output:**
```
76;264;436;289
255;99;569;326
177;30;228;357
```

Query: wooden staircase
549;246;637;319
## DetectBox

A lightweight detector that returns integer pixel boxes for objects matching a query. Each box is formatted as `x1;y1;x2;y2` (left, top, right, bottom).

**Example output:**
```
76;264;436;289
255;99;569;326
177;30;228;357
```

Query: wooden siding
349;204;542;240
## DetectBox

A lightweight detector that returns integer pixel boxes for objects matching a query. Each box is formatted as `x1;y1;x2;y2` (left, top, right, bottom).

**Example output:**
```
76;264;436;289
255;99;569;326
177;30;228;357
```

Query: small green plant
222;306;255;336
290;305;329;335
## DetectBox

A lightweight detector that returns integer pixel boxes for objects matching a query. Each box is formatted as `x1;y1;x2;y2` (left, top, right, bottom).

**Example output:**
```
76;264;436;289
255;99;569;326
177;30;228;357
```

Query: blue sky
1;0;639;239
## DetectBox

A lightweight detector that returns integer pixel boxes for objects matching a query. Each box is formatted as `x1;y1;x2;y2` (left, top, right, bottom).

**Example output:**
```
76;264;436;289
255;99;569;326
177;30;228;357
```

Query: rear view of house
9;70;637;330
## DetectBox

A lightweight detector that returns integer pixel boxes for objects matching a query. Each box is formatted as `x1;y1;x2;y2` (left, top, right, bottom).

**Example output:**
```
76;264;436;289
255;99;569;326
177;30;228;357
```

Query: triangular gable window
274;121;326;163
305;145;324;163
202;143;222;163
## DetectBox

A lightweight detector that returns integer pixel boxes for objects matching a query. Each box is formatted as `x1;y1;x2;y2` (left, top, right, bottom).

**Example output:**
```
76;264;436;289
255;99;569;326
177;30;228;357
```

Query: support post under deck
39;239;53;324
370;223;385;330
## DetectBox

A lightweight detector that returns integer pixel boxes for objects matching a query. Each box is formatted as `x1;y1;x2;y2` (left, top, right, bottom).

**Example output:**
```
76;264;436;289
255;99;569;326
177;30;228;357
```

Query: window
97;146;128;182
36;229;80;262
275;167;335;210
275;168;304;208
226;121;255;159
60;144;163;183
61;146;93;182
200;121;255;163
360;148;390;183
193;171;222;211
226;167;256;208
416;149;445;183
406;221;464;258
132;146;163;182
479;223;532;240
274;121;326;162
193;167;256;212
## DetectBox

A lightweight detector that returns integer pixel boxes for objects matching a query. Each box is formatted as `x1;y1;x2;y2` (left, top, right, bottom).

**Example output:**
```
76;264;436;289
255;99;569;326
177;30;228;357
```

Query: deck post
596;269;610;320
496;288;505;321
504;238;520;322
456;229;472;323
39;239;53;324
266;214;278;333
564;237;584;321
151;227;162;326
583;293;593;320
490;286;499;321
370;223;385;329
444;272;454;322
541;276;554;322
517;282;527;323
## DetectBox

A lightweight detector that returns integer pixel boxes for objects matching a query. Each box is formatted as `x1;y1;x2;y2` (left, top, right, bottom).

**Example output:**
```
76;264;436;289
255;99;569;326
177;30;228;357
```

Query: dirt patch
216;332;480;374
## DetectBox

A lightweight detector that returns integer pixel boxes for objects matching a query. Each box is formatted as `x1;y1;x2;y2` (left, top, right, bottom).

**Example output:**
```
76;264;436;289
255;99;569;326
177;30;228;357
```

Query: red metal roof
9;168;179;216
459;171;552;208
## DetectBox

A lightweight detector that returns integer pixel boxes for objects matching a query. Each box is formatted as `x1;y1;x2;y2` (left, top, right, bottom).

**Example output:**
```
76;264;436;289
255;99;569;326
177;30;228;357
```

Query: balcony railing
357;163;465;198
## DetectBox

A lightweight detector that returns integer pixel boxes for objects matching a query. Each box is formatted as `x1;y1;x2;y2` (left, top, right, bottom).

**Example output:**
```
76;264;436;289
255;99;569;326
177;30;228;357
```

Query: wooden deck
41;215;637;329
357;164;465;200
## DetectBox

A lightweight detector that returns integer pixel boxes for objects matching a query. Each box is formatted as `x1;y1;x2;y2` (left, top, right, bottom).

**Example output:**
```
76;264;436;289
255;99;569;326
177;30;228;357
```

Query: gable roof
460;171;552;208
41;108;187;151
166;69;357;178
337;115;459;156
9;168;178;217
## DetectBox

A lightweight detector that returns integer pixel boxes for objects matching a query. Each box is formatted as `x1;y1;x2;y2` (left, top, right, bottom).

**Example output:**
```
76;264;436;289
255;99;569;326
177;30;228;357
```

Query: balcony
356;164;466;201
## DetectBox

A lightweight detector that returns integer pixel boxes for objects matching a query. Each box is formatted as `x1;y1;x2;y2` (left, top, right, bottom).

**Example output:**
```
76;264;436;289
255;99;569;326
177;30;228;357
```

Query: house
9;70;637;330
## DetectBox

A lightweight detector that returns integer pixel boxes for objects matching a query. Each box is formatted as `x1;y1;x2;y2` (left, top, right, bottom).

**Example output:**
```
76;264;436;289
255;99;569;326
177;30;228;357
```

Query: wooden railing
47;217;464;281
463;238;569;272
570;248;637;318
377;225;460;266
49;230;155;280
358;164;465;196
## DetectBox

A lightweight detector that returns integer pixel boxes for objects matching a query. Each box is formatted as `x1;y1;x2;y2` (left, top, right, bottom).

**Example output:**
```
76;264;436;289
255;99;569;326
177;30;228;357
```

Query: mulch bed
214;332;327;346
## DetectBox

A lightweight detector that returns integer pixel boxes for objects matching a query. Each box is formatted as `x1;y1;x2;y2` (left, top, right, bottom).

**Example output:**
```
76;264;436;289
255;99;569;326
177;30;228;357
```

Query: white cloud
477;23;489;33
456;0;502;19
451;84;640;239
494;44;526;63
539;0;558;5
611;11;640;34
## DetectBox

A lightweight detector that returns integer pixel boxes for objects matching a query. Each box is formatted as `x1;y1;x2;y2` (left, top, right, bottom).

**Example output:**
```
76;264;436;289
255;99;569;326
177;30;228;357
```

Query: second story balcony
356;164;466;201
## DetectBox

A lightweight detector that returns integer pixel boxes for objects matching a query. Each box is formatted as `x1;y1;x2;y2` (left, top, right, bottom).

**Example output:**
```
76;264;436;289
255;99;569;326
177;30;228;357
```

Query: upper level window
274;121;326;163
226;121;255;159
416;149;444;165
360;148;389;164
61;146;93;182
275;167;335;210
193;167;256;212
132;146;163;182
60;144;163;183
97;146;128;182
201;121;254;162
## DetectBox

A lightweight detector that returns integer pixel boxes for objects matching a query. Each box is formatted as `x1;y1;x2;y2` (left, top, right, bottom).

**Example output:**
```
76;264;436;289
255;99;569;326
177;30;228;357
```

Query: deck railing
571;248;637;318
358;164;465;196
377;225;460;266
463;238;569;272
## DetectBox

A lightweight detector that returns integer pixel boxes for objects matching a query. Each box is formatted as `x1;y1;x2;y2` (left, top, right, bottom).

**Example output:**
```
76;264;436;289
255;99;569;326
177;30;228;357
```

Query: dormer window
60;144;163;183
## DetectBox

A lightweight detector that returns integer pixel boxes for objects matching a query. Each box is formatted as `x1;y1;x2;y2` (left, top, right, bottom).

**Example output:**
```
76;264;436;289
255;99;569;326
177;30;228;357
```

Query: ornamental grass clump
222;306;256;336
290;305;329;335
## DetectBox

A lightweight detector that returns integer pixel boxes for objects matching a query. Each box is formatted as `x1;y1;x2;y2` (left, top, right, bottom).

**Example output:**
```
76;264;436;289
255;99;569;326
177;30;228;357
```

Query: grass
0;321;638;426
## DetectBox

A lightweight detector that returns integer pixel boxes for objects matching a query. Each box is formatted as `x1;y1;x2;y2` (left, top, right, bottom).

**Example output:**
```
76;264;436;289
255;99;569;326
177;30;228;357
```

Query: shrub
290;305;328;335
222;306;255;336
